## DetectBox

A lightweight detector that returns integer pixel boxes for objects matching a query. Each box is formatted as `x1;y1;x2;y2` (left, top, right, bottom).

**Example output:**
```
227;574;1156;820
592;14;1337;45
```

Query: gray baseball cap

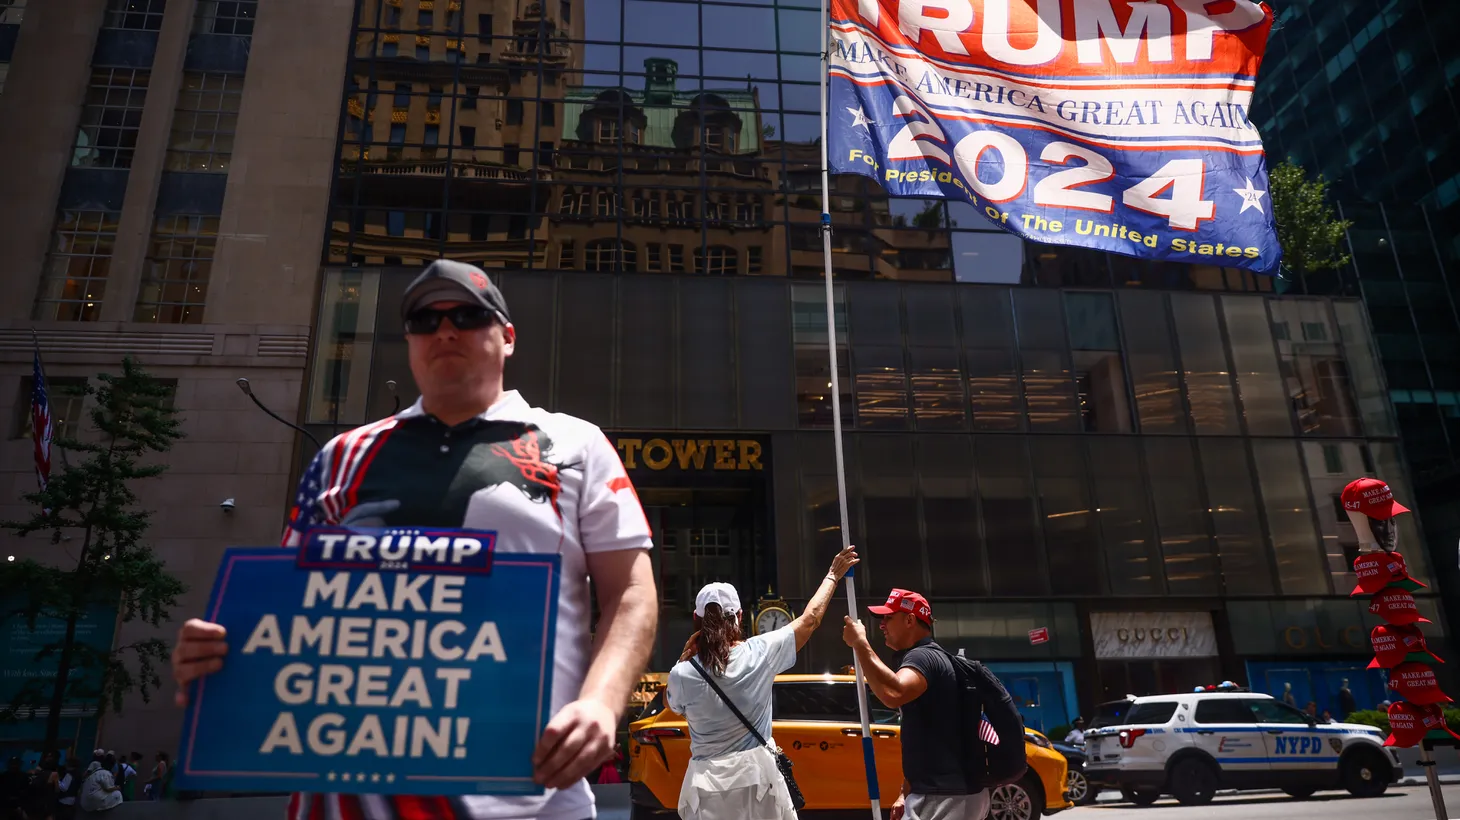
400;260;511;323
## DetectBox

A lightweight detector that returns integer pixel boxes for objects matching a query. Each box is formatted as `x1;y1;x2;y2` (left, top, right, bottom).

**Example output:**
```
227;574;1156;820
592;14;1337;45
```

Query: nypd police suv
1083;688;1400;806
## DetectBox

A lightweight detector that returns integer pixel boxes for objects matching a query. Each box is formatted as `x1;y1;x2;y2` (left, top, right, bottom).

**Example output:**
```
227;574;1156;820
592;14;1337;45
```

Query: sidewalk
102;786;634;820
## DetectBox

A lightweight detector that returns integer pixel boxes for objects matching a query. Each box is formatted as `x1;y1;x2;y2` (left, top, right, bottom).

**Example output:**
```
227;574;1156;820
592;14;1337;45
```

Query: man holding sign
171;260;659;820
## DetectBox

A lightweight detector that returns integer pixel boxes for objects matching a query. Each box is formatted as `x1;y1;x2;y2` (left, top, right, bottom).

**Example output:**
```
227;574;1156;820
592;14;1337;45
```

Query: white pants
905;791;991;820
677;744;798;820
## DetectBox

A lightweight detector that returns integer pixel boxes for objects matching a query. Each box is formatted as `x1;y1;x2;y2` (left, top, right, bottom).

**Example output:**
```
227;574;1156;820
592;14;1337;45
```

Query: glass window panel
1021;349;1077;431
556;274;615;423
1014;289;1066;349
1030;438;1100;596
1270;299;1362;436
624;0;696;46
976;436;1047;596
951;231;1025;284
966;348;1021;431
1369;442;1431;581
679;278;736;429
800;434;862;595
777;8;821;53
1222;295;1295;435
1171;293;1240;434
1073;350;1132;432
1301;440;1368;590
1065;292;1120;351
1118;291;1186;433
853;345;908;430
859;437;925;593
959;287;1014;348
1251;439;1329;595
1144;439;1220;595
1197;438;1273;595
848;282;903;346
909;347;965;430
1333;300;1396;437
904;285;957;347
1088;438;1160;596
919;436;985;597
703;7;774;50
306;269;381;425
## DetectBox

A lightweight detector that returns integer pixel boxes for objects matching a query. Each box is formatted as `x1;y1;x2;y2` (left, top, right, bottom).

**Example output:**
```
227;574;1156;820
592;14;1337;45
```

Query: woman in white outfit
666;545;860;820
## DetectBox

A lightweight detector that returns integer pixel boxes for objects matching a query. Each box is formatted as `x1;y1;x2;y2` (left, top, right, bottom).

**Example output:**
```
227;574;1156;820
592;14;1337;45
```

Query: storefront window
307;269;381;425
1222;295;1294;435
1251;439;1329;595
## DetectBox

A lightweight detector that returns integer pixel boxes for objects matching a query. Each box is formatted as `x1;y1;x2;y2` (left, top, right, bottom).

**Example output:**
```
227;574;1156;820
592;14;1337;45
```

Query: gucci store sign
1091;612;1218;659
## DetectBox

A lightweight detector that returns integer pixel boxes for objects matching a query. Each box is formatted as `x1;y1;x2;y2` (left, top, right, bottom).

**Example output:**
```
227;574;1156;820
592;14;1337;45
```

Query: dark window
1124;701;1179;725
1250;699;1311;725
1016;290;1077;430
104;0;166;30
1032;438;1099;596
560;0;570;24
859;437;923;593
537;141;554;166
194;0;257;36
1090;438;1159;596
462;86;478;109
459;125;475;148
72;69;150;170
135;215;218;324
503;143;519;166
394;82;412;107
417;9;432;28
977;436;1046;596
13;377;89;439
1120;290;1187;434
1194;699;1256;724
1223;296;1293;435
477;13;492;40
1144;438;1219;595
35;211;121;323
920;435;983;597
1199;438;1273;594
540;101;554;126
1172;294;1240;434
506;215;526;240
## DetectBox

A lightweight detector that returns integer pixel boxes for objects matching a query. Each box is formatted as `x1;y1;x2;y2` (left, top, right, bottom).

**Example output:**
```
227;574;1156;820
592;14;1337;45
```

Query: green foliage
1048;724;1072;743
1268;159;1353;277
0;357;187;745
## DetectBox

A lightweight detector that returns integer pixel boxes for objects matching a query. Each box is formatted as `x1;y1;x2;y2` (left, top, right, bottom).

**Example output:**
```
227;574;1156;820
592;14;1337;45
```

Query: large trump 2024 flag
829;0;1282;274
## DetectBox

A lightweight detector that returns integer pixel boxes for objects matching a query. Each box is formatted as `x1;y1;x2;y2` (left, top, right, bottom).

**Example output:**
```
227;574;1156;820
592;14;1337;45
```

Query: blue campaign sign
176;534;560;796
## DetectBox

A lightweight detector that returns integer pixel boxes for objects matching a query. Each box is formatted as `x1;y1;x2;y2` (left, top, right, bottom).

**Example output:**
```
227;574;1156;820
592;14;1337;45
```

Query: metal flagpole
818;4;881;819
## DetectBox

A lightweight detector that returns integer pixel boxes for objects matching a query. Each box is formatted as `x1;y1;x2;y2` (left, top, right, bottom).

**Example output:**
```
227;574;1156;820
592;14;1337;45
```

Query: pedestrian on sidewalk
77;754;121;815
1064;719;1086;746
844;589;988;820
668;545;860;820
171;260;659;820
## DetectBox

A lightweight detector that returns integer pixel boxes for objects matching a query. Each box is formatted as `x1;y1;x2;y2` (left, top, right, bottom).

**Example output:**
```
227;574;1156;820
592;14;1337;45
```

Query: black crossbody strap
688;657;770;748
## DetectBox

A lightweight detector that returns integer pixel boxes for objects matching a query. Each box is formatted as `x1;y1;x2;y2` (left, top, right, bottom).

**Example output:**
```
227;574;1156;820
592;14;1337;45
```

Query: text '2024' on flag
828;0;1283;274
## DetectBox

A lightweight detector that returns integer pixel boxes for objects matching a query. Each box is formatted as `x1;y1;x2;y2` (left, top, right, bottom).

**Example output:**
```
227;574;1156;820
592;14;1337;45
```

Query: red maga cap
1351;551;1427;596
1385;702;1460;748
1342;477;1411;521
1388;661;1452;706
868;588;933;625
1369;623;1444;670
1370;587;1432;626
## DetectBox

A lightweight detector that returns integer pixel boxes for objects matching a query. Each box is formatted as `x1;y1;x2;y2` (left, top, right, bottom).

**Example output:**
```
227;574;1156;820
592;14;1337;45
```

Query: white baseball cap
694;582;742;617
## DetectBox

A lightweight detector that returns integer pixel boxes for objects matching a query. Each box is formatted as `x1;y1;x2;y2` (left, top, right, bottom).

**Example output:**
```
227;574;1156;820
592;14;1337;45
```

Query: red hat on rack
1351;551;1427;596
1384;702;1460;748
1370;587;1432;626
1342;478;1411;520
1388;661;1452;705
1369;623;1444;669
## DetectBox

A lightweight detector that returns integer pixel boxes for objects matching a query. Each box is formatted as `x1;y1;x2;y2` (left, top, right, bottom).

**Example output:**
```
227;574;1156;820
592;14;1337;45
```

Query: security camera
220;498;236;512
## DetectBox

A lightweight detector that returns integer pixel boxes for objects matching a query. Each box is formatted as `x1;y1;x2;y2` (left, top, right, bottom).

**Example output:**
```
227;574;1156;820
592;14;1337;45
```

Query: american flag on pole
30;347;53;494
979;717;1000;746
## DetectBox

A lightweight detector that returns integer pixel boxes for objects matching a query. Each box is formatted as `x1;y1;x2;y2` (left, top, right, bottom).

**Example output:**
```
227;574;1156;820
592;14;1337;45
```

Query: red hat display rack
1344;477;1450;817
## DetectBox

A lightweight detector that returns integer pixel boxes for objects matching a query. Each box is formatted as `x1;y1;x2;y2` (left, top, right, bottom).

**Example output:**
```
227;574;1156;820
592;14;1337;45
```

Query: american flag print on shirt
282;417;400;547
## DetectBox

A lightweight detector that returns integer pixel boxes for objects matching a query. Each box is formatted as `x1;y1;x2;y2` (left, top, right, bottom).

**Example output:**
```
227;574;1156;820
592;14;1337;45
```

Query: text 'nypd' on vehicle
1082;686;1400;806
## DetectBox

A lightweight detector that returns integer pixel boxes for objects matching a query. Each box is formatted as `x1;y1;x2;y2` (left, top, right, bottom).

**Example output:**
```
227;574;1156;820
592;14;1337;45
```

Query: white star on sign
385;774;396;783
847;107;874;129
327;772;336;782
1233;178;1267;215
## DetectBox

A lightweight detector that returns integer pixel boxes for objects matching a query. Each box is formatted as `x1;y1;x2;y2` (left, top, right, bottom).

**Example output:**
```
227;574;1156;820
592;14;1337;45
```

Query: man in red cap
843;590;988;820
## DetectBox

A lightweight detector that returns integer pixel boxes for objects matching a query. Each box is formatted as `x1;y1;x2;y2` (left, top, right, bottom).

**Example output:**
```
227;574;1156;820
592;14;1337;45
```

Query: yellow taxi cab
627;673;1072;820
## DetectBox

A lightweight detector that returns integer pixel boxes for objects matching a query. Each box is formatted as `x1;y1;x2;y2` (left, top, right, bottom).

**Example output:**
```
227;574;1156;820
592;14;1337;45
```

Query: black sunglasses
404;305;499;335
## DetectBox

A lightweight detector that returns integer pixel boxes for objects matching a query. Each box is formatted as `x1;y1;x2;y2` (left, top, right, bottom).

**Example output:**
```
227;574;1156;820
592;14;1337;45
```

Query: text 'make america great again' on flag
829;0;1282;275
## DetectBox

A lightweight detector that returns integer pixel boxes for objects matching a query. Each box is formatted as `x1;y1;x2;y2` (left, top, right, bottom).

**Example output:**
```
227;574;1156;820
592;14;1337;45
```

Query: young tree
1268;158;1353;278
1;357;187;748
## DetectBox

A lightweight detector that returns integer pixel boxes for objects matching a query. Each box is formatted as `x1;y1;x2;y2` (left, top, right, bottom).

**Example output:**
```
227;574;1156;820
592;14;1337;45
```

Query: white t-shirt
666;628;798;760
282;391;653;820
1065;728;1086;744
80;766;122;812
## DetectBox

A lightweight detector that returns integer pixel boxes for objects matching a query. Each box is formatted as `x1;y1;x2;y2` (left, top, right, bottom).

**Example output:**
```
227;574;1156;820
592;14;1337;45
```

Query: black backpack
933;643;1028;789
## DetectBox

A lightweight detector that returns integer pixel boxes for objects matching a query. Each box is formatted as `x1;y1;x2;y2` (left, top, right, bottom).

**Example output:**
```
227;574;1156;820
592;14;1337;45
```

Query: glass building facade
304;0;1452;728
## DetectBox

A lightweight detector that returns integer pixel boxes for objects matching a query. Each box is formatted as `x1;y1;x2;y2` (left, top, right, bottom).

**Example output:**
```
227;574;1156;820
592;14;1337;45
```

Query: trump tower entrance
609;434;777;670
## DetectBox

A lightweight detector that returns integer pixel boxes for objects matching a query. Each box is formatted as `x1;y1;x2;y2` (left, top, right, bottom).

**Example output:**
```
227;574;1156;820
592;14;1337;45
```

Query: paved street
1074;784;1460;820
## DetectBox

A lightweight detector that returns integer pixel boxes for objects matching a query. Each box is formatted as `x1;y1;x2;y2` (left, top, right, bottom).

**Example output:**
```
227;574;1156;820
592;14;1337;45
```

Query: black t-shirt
898;639;971;795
